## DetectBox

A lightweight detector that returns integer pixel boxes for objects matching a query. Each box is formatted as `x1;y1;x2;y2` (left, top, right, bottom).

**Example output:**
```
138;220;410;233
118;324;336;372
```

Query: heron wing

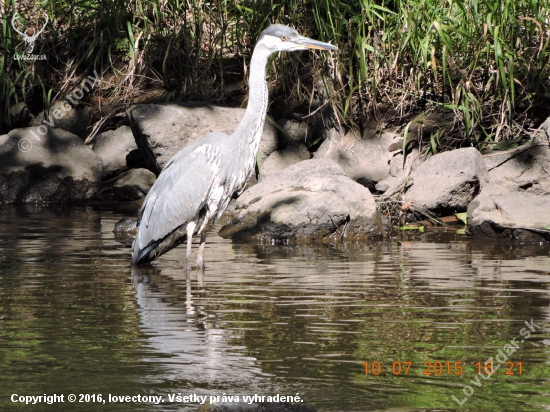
132;137;224;263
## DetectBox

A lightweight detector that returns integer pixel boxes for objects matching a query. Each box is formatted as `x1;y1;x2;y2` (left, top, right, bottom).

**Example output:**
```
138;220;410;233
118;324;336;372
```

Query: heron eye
280;36;287;41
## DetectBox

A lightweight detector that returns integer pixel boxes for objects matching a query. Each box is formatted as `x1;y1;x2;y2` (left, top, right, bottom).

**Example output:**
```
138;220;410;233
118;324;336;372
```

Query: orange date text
363;361;524;376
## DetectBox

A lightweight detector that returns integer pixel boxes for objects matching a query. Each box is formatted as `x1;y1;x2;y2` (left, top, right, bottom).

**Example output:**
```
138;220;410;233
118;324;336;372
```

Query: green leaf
402;121;413;167
256;151;262;182
266;114;290;141
395;225;424;232
491;135;523;150
127;21;135;58
364;44;375;53
455;213;468;225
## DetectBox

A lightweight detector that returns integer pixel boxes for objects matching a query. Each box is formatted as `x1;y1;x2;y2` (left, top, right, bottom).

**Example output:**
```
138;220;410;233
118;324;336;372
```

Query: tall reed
1;0;548;149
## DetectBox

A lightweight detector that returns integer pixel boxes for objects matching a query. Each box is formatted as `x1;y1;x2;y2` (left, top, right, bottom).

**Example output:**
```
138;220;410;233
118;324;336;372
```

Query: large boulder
403;147;489;211
467;181;550;241
314;129;401;189
0;128;103;204
128;102;278;175
93;126;142;178
219;159;383;241
482;140;550;193
261;144;310;179
112;168;156;201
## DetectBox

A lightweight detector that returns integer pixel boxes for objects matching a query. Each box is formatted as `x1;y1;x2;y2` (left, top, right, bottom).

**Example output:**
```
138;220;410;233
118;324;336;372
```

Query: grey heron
132;24;337;268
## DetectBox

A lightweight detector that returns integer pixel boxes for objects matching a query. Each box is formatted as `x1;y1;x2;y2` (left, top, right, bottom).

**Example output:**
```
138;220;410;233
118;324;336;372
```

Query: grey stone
113;218;138;236
9;102;33;127
9;102;28;117
314;128;401;189
277;118;315;147
388;149;420;178
0;128;103;204
467;181;550;241
541;116;550;145
375;149;420;193
220;159;383;241
374;176;400;193
482;140;550;193
112;168;156;201
93;126;141;178
31;101;92;134
128;102;278;174
261;144;310;178
403;147;489;210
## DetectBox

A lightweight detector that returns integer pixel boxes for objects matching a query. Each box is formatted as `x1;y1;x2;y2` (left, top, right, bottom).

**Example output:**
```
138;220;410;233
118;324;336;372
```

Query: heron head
258;24;337;53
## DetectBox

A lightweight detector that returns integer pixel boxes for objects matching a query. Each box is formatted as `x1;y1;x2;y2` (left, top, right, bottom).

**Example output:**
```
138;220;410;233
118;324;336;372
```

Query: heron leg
196;232;206;269
184;222;196;273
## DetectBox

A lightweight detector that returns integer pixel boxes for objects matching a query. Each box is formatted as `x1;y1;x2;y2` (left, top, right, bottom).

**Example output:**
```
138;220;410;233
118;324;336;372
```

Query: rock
482;140;550;193
277;118;315;147
261;144;310;178
540;117;550;145
0;128;103;204
128;102;278;174
113;217;138;246
31;101;92;134
113;218;138;236
93;126;143;178
112;168;156;201
375;149;420;193
314;128;401;189
220;159;383;241
388;149;419;178
467;181;550;242
9;102;33;127
373;177;396;193
403;147;489;211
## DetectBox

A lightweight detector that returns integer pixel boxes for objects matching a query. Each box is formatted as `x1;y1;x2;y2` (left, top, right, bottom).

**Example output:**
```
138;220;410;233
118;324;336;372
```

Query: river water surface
0;205;549;411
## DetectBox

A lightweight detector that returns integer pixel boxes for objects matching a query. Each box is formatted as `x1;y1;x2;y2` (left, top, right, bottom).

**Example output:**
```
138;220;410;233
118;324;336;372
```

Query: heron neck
234;46;271;152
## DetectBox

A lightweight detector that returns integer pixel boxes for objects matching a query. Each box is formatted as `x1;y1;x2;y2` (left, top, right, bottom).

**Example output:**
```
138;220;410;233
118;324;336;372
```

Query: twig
410;205;445;226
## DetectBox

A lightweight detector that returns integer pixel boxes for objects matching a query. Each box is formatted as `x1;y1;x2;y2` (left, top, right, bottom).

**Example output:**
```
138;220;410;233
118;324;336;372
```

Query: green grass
1;0;549;150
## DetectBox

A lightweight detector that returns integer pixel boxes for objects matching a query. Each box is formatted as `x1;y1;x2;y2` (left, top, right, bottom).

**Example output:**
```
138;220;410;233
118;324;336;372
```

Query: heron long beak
295;36;338;51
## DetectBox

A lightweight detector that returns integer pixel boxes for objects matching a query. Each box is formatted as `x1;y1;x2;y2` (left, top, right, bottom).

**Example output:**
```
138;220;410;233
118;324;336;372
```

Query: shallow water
0;205;549;411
